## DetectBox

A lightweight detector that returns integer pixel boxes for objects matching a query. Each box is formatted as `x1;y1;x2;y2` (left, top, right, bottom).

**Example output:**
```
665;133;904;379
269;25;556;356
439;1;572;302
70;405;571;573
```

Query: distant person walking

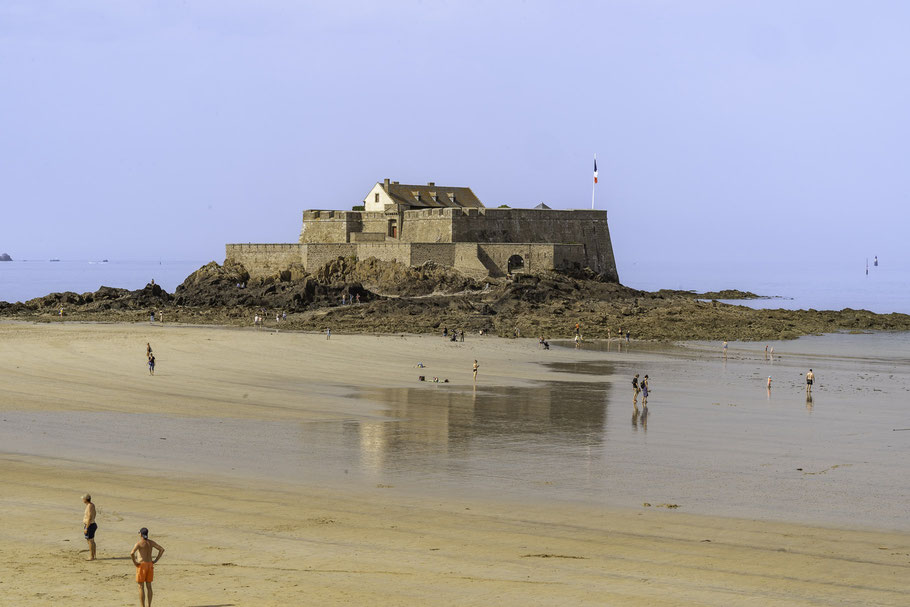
146;343;152;359
131;527;164;607
325;328;331;340
625;331;630;343
641;375;650;404
767;376;772;390
148;354;155;375
472;360;479;383
806;369;815;394
723;340;728;358
82;494;97;561
632;374;640;403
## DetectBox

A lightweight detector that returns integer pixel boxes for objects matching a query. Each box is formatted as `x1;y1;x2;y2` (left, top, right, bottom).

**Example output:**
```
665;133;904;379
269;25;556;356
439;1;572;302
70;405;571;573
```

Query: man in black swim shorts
82;493;97;560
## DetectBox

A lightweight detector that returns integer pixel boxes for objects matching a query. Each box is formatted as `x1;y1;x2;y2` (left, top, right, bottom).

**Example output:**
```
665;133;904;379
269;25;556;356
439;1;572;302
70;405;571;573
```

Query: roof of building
534;202;552;209
380;180;484;209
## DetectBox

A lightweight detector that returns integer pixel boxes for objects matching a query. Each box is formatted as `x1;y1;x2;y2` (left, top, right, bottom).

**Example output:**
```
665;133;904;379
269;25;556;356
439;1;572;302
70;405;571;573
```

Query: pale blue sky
2;1;908;277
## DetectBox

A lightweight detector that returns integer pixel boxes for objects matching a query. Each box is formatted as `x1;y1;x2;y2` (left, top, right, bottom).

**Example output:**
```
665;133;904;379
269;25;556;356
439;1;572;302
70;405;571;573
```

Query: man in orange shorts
130;527;165;607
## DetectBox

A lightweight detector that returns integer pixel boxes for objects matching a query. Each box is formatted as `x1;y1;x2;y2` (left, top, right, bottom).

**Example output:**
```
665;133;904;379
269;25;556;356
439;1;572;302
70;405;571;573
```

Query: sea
0;259;208;304
1;257;908;314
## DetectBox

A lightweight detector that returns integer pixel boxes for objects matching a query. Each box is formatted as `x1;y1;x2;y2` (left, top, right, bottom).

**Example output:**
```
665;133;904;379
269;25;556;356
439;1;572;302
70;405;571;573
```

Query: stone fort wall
225;242;591;279
228;207;618;281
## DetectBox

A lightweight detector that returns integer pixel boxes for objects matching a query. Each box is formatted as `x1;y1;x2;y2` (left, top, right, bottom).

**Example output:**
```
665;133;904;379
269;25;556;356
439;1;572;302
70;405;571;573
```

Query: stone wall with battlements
229;204;618;281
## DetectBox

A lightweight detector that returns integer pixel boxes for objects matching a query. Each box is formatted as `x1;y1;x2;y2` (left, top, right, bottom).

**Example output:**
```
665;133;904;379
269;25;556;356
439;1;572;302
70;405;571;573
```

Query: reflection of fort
350;381;610;473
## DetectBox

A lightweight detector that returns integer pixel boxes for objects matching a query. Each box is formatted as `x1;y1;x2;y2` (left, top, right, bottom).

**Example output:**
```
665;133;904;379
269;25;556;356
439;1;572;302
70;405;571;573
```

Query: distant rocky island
0;253;12;261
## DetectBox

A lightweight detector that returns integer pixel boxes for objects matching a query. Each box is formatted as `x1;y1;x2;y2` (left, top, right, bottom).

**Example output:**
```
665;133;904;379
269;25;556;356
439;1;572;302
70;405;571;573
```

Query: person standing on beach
632;374;640;403
723;340;728;358
806;369;815;394
472;360;479;383
326;328;331;340
146;343;152;359
131;528;164;607
148;354;155;375
641;375;649;404
82;494;97;560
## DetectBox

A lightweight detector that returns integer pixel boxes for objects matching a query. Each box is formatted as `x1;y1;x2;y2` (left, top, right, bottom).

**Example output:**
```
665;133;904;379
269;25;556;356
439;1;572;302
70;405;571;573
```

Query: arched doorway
507;254;525;274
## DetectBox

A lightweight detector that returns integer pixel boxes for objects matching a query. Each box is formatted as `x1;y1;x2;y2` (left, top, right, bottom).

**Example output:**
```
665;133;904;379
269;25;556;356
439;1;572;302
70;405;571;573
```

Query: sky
2;0;909;278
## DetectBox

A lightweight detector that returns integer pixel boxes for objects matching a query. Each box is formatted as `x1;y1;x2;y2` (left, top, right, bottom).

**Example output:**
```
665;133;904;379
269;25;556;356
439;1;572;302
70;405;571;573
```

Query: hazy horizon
2;1;909;274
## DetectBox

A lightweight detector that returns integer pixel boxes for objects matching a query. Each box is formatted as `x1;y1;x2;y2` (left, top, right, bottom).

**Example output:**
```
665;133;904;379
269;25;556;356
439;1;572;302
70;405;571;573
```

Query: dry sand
1;322;909;606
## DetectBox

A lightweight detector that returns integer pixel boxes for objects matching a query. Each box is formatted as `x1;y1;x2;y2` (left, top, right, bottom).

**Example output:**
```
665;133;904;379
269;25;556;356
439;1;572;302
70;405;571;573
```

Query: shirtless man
131;528;164;607
806;369;815;394
82;494;97;560
472;360;479;383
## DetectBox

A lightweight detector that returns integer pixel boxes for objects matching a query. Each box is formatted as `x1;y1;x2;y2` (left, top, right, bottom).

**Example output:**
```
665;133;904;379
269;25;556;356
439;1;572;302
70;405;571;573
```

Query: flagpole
591;154;596;210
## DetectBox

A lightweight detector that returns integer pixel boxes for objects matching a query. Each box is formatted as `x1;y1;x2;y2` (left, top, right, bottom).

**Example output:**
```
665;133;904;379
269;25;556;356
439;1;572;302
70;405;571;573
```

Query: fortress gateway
226;179;619;282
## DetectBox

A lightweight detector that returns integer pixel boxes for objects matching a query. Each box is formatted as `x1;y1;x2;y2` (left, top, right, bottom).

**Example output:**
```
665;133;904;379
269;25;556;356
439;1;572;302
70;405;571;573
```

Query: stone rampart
232;203;618;281
299;210;361;243
225;244;304;277
452;209;616;279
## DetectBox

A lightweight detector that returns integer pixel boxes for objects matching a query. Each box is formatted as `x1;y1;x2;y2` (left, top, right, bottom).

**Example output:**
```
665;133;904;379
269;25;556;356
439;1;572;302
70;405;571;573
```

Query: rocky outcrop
0;253;11;261
2;257;909;341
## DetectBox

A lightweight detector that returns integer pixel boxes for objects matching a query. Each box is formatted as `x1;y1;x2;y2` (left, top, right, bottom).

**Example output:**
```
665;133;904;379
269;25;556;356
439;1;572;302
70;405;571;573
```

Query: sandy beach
1;322;909;606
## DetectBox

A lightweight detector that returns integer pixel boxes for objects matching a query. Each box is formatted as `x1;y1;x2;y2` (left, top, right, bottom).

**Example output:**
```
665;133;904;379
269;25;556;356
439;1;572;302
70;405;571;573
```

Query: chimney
383;178;391;189
427;181;435;187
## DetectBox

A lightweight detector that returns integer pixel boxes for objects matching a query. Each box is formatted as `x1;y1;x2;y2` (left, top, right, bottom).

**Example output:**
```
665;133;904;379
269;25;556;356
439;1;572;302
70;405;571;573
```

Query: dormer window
430;191;437;203
449;192;456;204
411;191;420;202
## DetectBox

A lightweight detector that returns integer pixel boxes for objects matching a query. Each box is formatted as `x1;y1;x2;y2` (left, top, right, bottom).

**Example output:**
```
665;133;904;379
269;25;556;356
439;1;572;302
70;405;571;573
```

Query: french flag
593;157;598;184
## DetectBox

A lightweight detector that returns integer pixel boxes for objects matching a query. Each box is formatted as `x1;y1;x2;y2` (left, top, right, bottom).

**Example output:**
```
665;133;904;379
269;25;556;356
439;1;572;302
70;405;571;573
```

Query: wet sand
1;323;909;605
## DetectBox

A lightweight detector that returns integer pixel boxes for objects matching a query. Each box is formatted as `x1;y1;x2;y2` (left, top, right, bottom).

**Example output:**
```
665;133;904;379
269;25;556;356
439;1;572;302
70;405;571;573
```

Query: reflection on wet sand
631;404;648;433
354;381;610;472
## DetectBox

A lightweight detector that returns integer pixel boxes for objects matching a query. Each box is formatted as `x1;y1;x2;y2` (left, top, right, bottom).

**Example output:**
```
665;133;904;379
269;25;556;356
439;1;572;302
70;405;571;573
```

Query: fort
226;179;619;282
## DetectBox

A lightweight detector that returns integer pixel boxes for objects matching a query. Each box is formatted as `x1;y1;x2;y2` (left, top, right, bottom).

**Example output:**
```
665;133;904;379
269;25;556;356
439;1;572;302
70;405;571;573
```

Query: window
374;193;380;203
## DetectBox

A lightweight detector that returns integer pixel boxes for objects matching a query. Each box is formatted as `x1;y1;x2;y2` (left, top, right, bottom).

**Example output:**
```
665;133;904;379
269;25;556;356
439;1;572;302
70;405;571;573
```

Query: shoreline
2;324;909;604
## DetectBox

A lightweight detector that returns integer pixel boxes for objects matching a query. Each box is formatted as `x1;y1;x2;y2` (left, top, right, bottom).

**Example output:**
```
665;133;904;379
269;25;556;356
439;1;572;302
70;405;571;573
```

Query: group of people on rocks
254;310;287;328
442;327;466;342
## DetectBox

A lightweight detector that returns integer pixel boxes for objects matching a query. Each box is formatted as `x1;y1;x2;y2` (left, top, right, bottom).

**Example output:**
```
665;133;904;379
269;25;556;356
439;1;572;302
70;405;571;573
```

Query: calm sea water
1;257;908;313
0;260;208;303
620;258;910;314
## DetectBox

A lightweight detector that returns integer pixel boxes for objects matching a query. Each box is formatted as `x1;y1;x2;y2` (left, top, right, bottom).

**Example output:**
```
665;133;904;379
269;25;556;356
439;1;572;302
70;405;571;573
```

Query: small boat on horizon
49;259;60;262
